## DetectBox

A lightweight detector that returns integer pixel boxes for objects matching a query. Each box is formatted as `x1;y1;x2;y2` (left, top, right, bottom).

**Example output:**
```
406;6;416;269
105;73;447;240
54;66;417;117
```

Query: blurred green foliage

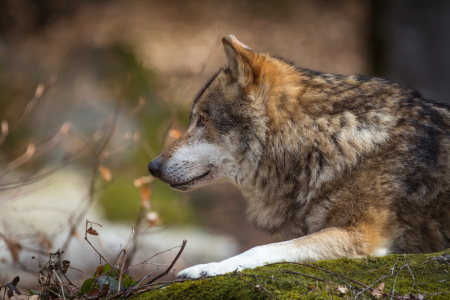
98;177;198;225
97;44;196;225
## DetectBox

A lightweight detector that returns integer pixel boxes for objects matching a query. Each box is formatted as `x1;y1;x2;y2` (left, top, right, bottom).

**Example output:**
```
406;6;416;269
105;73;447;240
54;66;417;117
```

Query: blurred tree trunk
370;0;450;104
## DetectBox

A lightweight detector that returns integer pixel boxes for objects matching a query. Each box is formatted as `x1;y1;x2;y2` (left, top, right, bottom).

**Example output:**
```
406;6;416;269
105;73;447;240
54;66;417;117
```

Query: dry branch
146;239;187;285
118;228;134;293
83;220;120;277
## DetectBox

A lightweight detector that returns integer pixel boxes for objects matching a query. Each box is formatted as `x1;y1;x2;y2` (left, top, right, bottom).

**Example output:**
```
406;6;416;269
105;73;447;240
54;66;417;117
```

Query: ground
132;250;450;299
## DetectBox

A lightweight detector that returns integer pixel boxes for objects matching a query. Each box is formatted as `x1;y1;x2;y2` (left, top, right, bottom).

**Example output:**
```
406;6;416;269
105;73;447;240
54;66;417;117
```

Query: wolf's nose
148;158;163;177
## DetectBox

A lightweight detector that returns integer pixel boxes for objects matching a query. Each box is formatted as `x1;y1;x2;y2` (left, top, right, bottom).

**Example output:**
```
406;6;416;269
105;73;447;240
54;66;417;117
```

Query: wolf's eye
197;116;207;127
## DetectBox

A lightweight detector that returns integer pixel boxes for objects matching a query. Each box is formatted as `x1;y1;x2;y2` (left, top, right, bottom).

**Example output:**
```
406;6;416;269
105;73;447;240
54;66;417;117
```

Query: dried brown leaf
88;288;100;296
140;186;152;209
38;270;50;286
61;260;70;274
97;284;109;298
96;265;104;277
371;282;385;299
98;166;112;182
87;227;99;236
133;176;154;187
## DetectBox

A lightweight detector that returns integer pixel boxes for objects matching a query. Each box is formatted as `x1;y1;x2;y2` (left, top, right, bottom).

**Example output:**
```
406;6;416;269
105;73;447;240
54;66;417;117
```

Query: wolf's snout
148;158;163;177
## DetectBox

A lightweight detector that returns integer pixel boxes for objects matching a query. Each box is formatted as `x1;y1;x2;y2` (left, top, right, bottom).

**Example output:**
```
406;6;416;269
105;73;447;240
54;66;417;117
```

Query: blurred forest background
0;0;449;290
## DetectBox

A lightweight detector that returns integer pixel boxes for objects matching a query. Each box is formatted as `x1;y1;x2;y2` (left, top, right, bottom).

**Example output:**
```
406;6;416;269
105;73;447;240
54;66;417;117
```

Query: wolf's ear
222;35;253;84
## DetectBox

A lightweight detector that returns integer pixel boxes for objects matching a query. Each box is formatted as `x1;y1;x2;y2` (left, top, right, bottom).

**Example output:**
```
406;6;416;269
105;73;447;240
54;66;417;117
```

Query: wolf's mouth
169;170;211;189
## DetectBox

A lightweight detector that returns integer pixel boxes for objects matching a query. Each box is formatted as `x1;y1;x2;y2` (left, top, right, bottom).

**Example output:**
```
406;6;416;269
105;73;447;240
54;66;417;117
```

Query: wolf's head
148;35;295;191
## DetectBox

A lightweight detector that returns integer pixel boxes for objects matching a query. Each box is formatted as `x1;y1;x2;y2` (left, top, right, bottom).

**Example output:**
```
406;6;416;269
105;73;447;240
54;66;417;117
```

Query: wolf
148;35;450;278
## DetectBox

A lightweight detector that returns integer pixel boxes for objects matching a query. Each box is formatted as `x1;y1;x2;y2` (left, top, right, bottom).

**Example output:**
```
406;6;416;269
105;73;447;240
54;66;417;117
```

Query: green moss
133;250;450;299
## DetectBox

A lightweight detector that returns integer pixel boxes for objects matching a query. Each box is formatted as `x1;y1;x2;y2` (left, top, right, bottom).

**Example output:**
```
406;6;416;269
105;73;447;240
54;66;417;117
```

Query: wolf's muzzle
148;158;163;178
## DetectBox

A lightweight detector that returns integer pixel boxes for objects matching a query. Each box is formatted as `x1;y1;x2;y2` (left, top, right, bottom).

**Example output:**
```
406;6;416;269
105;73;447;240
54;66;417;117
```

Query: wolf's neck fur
238;64;398;237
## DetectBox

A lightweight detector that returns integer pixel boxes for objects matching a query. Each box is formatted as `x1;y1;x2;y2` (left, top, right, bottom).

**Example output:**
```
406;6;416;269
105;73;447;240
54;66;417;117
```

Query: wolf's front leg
177;226;388;278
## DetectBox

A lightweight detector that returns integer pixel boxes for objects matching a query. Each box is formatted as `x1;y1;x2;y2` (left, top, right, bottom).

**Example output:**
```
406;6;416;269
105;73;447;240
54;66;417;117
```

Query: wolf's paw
176;262;244;279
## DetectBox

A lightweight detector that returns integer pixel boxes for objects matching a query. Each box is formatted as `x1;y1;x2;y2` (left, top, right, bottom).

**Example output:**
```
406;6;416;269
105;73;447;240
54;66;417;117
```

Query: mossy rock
132;250;450;299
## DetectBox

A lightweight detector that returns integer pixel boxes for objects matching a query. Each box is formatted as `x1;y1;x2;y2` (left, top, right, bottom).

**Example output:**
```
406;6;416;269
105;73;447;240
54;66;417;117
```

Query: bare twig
0;143;35;179
117;228;135;293
416;278;448;286
421;291;450;297
264;262;356;289
8;78;55;136
124;272;152;298
352;258;399;300
0;121;71;183
43;286;63;299
279;270;328;283
124;207;146;269
128;97;146;118
404;254;416;297
237;277;266;295
390;263;409;300
66;130;100;157
62;273;77;288
0;126;103;192
83;220;120;277
52;270;66;300
146;240;187;285
255;275;279;300
123;244;181;274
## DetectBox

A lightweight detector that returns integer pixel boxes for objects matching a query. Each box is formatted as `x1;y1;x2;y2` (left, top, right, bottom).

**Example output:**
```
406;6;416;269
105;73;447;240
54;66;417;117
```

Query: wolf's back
247;67;450;252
